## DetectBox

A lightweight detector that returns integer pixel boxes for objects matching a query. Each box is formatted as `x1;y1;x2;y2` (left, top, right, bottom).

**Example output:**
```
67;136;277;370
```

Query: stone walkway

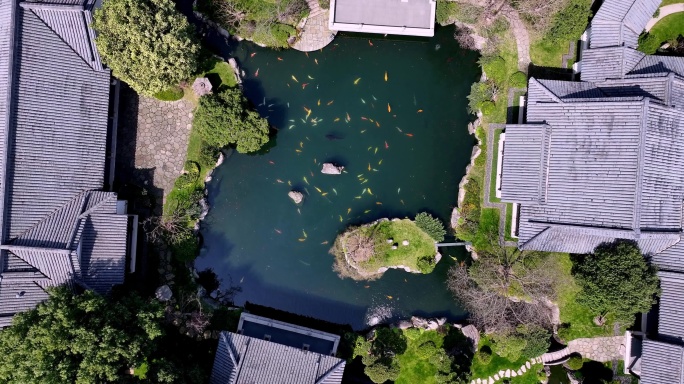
471;358;542;384
502;5;531;72
292;2;336;52
117;87;194;209
645;3;684;31
541;336;625;364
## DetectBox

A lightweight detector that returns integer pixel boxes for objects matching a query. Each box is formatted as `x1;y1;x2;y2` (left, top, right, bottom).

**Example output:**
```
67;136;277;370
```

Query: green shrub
269;23;296;48
169;230;199;262
403;327;421;341
491;333;527;361
481;56;507;84
153;86;184;101
544;0;592;45
467;81;497;115
653;8;660;18
194;87;270;153
566;355;583;370
417;255;437;274
479;101;496;116
509;71;528;88
365;359;400;383
415;212;446;242
475;346;493;364
518;325;551;359
436;0;458;25
199;142;221;168
416;341;437;359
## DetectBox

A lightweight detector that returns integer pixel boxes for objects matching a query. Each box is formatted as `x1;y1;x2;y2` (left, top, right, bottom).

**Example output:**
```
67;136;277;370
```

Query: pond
197;26;480;329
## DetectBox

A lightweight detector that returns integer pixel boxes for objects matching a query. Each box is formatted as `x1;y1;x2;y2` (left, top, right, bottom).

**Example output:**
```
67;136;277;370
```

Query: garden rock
321;163;344;174
155;285;173;301
402;240;409;246
288;191;304;204
192;77;212;97
397;320;413;329
461;324;480;352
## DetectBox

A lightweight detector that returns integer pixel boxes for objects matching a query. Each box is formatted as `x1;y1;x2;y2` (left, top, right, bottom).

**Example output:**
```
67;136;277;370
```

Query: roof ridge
632;99;649;233
315;359;345;384
530;78;562;103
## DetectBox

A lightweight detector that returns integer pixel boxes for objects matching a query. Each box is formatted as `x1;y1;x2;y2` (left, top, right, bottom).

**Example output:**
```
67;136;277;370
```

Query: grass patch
470;336;543;383
153;86;184;101
395;329;445;384
555;253;615;341
638;13;684;53
489;128;504;203
485;36;518;124
202;59;237;90
660;0;683;7
504;202;515;241
530;36;574;68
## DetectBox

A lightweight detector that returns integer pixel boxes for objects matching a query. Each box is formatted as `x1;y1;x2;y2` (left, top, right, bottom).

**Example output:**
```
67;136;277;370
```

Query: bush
169;230;199;262
436;0;458;25
509;71;528;88
269;23;296;48
417;255;437;274
653;8;660;18
365;359;400;383
93;0;200;96
479;101;496;116
416;341;438;359
491;333;526;361
467;82;497;115
544;0;592;45
154;86;184;101
566;355;583;370
481;56;507;84
475;346;493;364
415;212;447;242
199;142;221;168
194;88;270;153
518;325;551;358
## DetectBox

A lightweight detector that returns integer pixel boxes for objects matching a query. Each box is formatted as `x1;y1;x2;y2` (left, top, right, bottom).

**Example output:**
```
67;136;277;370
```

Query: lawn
202;59;237;90
470;336;543;384
485;34;519;125
395;329;445;384
660;0;683;7
489;128;504;204
154;86;185;102
638;13;684;53
530;38;573;69
354;219;437;273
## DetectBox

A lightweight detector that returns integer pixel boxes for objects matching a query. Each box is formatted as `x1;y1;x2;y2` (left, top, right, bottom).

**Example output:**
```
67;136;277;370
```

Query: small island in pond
331;214;446;280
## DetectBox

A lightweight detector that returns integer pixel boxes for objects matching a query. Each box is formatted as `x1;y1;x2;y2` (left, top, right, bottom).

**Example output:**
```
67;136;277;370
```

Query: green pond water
197;26;480;329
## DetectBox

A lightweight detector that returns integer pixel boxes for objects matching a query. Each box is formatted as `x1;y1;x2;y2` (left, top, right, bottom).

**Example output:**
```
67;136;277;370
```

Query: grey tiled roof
500;124;551;203
630;55;684;78
0;0;127;325
210;332;346;384
657;271;684;341
581;46;645;82
641;339;684;384
652;240;684;273
590;0;661;49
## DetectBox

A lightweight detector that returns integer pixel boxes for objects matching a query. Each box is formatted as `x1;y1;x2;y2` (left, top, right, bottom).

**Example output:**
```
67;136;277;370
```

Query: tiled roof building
0;0;130;326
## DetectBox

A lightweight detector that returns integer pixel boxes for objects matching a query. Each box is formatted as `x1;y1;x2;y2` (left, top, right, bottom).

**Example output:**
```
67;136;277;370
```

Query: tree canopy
93;0;201;96
0;287;168;383
572;240;660;322
194;88;270;153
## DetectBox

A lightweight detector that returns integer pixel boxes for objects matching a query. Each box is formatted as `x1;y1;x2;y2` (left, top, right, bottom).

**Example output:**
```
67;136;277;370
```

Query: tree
93;0;200;96
0;287;172;384
351;328;407;383
447;242;565;334
415;212;447;242
572;240;660;323
194;88;270;153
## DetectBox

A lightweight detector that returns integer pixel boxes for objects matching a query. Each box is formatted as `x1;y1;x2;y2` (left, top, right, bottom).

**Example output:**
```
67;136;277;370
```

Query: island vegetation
331;215;446;280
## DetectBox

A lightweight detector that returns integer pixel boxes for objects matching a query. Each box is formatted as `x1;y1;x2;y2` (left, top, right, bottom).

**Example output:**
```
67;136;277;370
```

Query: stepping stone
517;369;522;375
521;365;527;373
476;379;481;384
494;374;500;380
505;369;511;378
526;361;531;368
471;381;476;384
488;378;494;384
499;370;505;377
511;370;517;377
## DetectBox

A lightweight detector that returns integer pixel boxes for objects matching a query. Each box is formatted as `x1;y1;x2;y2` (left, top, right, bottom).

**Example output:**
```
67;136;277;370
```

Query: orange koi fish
317;99;320;106
250;52;257;58
368;40;373;46
417;109;423;113
277;57;283;61
302;83;309;89
254;68;259;77
387;103;391;113
375;121;380;127
384;71;388;81
406;133;414;137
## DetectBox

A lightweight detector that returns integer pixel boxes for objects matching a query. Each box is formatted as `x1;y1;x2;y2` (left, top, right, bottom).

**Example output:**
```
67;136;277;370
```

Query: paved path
117;89;194;206
292;2;336;52
502;5;531;72
470;358;542;384
541;336;625;364
646;3;684;31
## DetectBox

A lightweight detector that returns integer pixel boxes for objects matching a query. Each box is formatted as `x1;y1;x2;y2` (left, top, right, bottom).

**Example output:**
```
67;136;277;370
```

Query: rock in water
321;163;344;174
155;285;173;302
288;191;304;204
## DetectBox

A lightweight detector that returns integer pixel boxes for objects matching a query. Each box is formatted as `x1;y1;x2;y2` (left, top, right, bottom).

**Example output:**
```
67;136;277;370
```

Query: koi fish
400;199;405;205
305;52;309;57
385;141;389;149
288;180;292;186
368;188;373;195
302;230;307;238
354;77;361;85
376;202;382;205
299;260;310;265
361;98;366;104
384;71;388;81
355;196;361;199
314;158;317;164
315;58;319;65
250;52;257;57
372;95;377;101
375;121;380;128
277;57;283;61
360;129;366;133
406;133;414;137
397;188;401;194
302;83;309;89
369;40;373;46
346;112;351;121
269;160;275;164
361;117;368;120
306;110;312;119
315;186;322;193
387;295;393;300
300;118;306;124
274;229;282;234
361;180;368;184
362;188;367;195
374;147;378;154
300;142;303;148
364;285;370;288
368;163;371;171
276;179;284;183
288;125;295;130
295;149;302;153
287;102;290;108
303;176;309;184
369;118;374;122
327;100;334;105
347;208;351;214
298;238;306;242
339;215;343;222
387;103;391;113
308;75;314;80
417;109;423;113
364;210;371;213
396;127;403;132
379;159;383;165
367;147;372;151
254;68;259;77
332;188;338;195
317;99;320;106
321;240;329;245
334;117;340;122
291;75;299;82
